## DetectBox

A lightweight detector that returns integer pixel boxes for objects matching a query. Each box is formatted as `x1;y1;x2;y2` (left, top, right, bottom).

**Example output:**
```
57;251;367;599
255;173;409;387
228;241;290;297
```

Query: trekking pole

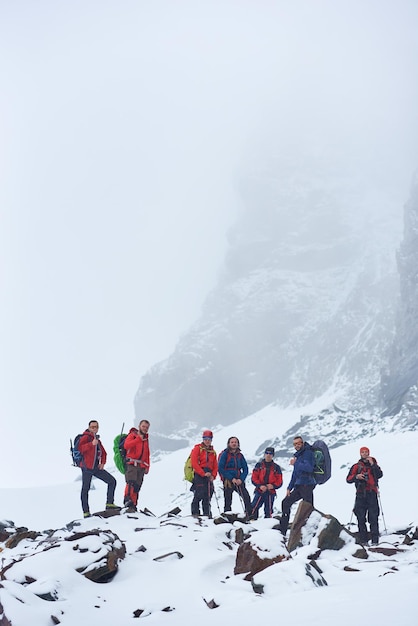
213;482;221;515
236;484;246;513
377;490;387;534
346;496;356;528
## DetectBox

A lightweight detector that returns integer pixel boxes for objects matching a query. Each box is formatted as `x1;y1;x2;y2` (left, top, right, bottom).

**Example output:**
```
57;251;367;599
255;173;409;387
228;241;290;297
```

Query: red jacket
124;427;150;472
346;458;383;493
252;461;283;494
79;429;107;470
191;443;218;479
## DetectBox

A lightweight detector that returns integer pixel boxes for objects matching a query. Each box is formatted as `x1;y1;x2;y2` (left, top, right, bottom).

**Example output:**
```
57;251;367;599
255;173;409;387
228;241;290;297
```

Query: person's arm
297;448;314;474
271;465;283;489
240;455;249;482
346;463;360;483
99;441;107;467
191;445;205;476
218;450;227;479
211;451;218;479
251;464;262;488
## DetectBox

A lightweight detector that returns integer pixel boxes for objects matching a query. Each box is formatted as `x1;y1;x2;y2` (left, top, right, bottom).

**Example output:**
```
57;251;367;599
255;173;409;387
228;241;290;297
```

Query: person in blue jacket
279;435;316;536
218;436;252;517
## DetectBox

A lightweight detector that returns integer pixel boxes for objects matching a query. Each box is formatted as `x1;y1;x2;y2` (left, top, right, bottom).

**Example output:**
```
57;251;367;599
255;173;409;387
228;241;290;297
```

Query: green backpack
184;453;194;482
113;433;128;474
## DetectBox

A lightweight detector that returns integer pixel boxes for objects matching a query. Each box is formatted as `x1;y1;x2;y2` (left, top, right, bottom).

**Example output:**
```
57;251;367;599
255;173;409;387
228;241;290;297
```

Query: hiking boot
83;512;91;518
105;503;121;510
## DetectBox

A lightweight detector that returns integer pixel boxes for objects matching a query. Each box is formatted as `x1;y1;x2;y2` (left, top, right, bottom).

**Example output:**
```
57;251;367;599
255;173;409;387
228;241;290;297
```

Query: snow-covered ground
1;405;417;625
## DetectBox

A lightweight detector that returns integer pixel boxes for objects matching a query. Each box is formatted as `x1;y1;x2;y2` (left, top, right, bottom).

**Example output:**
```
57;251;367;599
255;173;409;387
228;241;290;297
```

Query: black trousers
81;468;116;514
279;484;315;535
354;490;380;543
191;476;214;516
223;480;252;515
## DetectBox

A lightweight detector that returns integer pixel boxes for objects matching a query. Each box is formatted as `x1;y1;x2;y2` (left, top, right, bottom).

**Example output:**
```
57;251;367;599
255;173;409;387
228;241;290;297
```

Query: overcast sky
1;0;418;487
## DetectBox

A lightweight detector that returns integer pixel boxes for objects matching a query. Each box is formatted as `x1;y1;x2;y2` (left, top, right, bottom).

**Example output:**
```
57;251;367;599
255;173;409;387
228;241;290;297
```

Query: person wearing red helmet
346;446;383;545
190;430;218;517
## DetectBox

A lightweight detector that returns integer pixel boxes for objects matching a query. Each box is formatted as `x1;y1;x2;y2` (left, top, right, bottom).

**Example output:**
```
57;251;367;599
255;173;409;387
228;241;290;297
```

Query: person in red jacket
123;420;151;512
346;446;383;545
78;420;118;518
190;430;218;517
250;447;283;519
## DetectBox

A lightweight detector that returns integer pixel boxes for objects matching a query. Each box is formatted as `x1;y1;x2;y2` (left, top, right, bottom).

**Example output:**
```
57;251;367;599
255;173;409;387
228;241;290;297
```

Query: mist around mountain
134;154;411;447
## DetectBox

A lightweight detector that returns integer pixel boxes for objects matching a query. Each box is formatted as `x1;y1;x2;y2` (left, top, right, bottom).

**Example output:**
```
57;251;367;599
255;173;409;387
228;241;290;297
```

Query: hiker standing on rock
78;420;119;518
123;419;150;512
279;435;315;535
218;436;252;517
250;447;283;519
190;430;218;517
346;446;383;545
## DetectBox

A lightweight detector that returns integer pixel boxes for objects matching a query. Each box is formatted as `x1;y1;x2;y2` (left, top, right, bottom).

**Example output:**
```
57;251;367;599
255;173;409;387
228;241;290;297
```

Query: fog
1;0;417;487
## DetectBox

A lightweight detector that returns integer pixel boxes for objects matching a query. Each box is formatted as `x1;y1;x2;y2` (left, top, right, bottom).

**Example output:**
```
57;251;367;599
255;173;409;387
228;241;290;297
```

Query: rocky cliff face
383;173;418;415
134;162;403;445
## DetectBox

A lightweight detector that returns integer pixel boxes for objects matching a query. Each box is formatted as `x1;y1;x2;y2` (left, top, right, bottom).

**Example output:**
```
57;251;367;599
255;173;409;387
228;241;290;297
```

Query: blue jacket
218;449;249;482
288;443;316;490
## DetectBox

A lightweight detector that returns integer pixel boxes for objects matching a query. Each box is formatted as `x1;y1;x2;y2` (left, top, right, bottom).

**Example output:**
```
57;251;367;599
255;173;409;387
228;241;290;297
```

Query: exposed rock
234;532;289;579
286;501;360;555
5;530;39;550
203;598;219;609
153;551;184;562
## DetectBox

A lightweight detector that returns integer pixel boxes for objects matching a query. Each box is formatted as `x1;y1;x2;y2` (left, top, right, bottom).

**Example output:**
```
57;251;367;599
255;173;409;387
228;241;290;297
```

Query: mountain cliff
134;161;405;446
382;172;418;416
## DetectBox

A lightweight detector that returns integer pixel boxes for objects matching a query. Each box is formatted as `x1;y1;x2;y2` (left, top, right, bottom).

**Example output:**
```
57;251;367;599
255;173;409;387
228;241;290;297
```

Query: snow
1;405;418;625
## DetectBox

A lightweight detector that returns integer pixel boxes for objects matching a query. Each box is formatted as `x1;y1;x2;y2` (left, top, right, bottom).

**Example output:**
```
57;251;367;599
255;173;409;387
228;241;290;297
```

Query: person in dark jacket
279;435;316;535
218;436;252;517
346;446;383;545
78;420;118;518
250;447;283;519
123;419;151;512
190;430;218;517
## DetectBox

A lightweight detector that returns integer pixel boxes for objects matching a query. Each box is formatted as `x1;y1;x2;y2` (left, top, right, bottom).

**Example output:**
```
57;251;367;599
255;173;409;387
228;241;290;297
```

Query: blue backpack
70;434;84;467
311;440;332;485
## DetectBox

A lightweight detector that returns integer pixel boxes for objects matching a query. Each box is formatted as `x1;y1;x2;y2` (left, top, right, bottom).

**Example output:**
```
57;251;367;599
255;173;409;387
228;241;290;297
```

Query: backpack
71;434;83;467
184;453;194;482
311;440;332;485
113;433;128;474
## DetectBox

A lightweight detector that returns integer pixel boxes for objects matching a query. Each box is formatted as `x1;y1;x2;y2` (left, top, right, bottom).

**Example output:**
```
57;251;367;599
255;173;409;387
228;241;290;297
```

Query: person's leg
191;478;205;515
367;492;380;544
263;493;275;518
202;479;213;517
250;493;263;519
81;470;93;514
300;484;315;505
279;488;302;535
237;483;252;516
93;468;117;506
223;481;233;512
124;465;141;508
354;495;368;543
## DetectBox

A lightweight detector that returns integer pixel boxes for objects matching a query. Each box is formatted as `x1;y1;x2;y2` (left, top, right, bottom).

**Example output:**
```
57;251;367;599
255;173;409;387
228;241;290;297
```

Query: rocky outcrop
383;173;418;415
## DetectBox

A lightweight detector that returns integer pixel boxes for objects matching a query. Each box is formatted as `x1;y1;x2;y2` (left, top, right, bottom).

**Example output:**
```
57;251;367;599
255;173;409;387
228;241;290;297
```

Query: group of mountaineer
77;419;150;518
76;421;384;545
